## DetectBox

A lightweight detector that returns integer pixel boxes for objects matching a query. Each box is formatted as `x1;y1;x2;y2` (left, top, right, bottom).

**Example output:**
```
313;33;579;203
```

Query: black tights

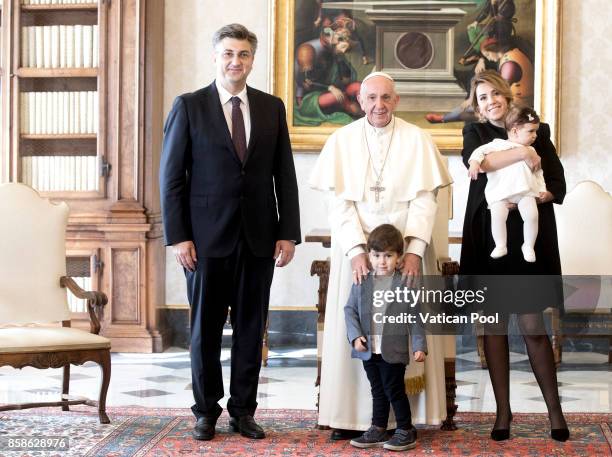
484;312;567;431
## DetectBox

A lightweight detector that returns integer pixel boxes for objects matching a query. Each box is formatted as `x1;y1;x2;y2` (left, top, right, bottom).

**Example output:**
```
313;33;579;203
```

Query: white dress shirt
370;275;393;354
215;80;251;147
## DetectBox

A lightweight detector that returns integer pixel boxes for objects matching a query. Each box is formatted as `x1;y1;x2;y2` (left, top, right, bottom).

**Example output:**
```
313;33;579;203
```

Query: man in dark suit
160;23;301;441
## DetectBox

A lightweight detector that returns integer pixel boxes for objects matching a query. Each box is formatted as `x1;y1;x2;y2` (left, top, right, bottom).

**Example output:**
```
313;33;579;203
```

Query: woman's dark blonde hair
466;70;513;120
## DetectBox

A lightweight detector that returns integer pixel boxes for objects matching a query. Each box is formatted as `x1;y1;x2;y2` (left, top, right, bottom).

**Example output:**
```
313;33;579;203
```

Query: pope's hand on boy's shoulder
413;351;426;362
399;253;421;287
351;252;371;285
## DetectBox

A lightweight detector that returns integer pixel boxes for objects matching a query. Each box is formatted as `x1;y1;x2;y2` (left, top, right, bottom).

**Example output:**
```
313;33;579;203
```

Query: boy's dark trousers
362;354;412;429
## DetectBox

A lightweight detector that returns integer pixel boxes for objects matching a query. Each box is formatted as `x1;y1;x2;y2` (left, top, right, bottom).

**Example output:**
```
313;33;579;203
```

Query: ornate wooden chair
0;183;111;423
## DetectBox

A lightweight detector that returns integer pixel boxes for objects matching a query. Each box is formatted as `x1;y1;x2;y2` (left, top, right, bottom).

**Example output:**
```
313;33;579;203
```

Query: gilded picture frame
269;0;560;153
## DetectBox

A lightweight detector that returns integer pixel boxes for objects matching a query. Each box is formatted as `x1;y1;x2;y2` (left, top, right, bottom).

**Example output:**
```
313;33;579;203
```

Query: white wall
163;0;612;307
559;0;612;192
163;0;269;108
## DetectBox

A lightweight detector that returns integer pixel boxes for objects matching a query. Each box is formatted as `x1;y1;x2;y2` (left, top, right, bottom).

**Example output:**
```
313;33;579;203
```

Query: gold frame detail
269;0;561;154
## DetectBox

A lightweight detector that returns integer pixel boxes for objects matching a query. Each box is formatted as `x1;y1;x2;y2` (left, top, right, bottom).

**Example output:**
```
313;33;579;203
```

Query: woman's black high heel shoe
551;428;570;442
490;428;510;441
490;412;513;441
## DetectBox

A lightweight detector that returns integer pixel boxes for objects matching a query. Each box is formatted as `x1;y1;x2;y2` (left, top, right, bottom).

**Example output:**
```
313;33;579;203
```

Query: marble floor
0;347;610;414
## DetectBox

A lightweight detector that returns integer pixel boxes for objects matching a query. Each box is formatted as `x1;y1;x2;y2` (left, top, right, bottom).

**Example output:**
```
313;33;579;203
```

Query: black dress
459;121;566;313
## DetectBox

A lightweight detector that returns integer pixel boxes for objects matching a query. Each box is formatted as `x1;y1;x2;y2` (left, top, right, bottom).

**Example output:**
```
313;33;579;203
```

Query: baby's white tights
489;197;538;262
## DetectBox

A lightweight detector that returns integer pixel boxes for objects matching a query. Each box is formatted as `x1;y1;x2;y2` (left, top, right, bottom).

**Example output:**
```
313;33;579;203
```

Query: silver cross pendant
370;182;385;203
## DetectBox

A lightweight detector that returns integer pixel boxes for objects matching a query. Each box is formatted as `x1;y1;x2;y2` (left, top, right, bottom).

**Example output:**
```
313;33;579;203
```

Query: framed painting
270;0;560;153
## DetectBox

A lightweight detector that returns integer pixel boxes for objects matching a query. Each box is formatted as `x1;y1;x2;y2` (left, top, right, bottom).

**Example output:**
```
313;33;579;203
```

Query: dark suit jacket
160;82;301;258
344;272;427;365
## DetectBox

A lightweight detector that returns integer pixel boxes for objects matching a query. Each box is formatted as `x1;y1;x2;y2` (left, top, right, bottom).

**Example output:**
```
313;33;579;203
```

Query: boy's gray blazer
344;272;427;364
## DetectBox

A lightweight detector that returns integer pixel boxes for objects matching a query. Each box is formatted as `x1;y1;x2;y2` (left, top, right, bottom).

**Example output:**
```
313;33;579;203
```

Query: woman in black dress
460;70;569;442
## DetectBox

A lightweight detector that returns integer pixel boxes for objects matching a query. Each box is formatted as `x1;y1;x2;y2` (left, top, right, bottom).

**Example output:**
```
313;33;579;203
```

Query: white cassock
309;116;453;430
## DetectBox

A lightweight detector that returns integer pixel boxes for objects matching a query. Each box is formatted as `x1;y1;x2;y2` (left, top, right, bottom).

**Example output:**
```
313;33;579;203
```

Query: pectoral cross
370;181;385;203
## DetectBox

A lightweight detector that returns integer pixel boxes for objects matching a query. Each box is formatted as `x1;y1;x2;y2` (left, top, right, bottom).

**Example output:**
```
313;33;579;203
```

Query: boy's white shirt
370;274;393;354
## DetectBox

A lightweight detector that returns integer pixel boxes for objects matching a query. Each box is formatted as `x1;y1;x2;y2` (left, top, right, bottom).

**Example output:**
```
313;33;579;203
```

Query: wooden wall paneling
9;65;19;181
117;0;138;204
142;0;165;351
105;0;120;206
97;0;108;199
146;226;167;352
110;247;141;323
104;242;157;352
107;0;141;210
9;0;19;182
1;1;13;182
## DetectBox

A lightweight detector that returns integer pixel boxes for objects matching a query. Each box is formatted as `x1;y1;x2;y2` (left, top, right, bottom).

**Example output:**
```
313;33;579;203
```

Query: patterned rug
0;407;610;456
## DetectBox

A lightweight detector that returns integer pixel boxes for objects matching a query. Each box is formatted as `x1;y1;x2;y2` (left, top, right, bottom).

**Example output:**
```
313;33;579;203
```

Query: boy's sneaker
349;425;388;448
383;426;417;451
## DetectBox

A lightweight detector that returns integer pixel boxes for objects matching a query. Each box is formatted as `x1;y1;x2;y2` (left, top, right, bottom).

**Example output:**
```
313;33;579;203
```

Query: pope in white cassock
309;72;453;437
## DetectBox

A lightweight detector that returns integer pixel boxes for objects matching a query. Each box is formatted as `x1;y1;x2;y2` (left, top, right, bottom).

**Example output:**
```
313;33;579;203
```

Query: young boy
344;224;427;451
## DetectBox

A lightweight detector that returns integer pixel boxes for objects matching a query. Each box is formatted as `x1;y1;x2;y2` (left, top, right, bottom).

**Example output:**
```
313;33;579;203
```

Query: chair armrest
439;258;459;276
438;258;460;302
60;276;108;335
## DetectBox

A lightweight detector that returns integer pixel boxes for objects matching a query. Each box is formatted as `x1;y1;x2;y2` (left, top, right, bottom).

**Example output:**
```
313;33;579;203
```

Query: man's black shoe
330;428;362;441
193;416;217;441
229;415;266;439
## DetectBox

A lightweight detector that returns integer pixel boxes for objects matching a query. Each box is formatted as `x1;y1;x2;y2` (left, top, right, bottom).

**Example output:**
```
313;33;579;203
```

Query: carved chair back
0;183;71;325
554;180;612;275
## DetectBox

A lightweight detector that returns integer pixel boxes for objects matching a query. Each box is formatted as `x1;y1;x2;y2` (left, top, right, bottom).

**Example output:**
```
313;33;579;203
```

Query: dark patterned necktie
231;96;247;162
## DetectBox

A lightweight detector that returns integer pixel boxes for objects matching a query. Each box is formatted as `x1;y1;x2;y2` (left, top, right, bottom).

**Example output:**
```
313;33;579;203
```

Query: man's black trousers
186;235;274;420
